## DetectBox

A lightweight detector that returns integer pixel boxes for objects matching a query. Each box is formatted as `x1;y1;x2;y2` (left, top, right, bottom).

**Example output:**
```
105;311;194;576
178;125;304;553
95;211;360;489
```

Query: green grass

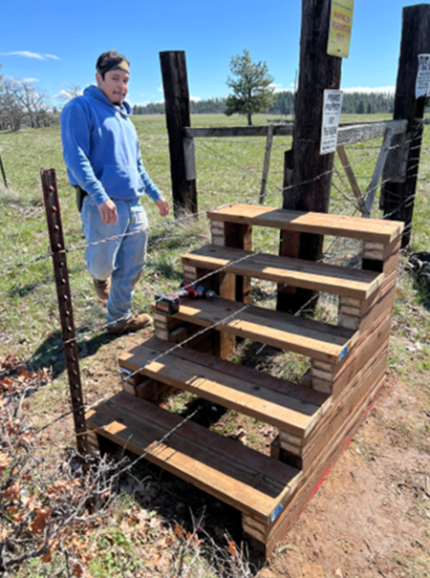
2;112;430;577
1;111;430;413
1;110;430;415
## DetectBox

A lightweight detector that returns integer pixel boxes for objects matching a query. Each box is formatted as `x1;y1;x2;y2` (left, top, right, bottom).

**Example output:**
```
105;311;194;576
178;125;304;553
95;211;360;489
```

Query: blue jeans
81;196;148;325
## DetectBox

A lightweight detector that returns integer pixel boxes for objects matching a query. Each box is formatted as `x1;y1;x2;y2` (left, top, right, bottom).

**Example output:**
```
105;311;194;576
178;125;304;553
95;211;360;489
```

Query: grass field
1;113;430;577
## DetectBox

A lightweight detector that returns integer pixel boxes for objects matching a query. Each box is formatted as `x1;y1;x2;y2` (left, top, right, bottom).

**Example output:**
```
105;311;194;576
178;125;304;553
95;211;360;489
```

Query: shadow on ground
27;327;119;379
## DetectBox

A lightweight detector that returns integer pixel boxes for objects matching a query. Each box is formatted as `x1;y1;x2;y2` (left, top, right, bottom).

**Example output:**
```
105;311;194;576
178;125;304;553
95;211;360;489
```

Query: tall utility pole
382;4;430;248
278;0;342;314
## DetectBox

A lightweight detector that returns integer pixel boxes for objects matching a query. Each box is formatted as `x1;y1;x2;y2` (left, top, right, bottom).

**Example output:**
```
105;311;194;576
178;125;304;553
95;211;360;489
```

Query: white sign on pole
320;89;343;155
416;54;430;98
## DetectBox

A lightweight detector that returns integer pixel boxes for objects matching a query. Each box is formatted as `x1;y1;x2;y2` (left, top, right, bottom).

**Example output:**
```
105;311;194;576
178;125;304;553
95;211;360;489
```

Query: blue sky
0;0;416;106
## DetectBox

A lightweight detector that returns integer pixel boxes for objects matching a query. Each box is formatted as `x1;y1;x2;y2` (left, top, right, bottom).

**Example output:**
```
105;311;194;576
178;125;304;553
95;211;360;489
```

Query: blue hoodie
60;85;161;206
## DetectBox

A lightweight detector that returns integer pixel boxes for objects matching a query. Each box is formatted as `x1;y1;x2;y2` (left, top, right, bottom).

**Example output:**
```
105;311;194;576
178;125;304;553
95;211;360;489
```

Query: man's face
96;69;129;105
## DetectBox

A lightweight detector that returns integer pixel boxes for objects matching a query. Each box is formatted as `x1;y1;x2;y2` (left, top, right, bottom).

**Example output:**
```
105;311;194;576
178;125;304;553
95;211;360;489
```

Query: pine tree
224;50;274;126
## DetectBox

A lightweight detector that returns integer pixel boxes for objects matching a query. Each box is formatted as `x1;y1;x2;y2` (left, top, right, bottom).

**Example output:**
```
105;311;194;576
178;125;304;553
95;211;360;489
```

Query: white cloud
22;78;38;83
342;86;395;94
54;88;83;100
190;95;202;102
157;86;163;93
1;51;45;60
269;82;288;93
1;51;61;61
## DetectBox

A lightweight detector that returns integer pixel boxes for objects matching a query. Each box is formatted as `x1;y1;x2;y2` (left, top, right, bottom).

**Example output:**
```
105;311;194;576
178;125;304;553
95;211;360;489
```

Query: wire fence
1;116;428;463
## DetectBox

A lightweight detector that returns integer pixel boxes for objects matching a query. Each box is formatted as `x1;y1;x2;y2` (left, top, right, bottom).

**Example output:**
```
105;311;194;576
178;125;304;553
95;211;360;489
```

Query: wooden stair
86;391;302;523
118;336;331;438
182;245;385;300
207;204;403;243
86;204;404;558
158;296;356;364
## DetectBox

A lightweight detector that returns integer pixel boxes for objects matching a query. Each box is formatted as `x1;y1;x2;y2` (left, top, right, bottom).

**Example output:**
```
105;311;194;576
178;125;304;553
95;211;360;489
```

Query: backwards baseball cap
96;50;130;76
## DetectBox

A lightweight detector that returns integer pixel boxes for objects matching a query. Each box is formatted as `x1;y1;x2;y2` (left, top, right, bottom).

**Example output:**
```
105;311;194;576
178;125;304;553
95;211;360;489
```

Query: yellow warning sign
327;0;354;58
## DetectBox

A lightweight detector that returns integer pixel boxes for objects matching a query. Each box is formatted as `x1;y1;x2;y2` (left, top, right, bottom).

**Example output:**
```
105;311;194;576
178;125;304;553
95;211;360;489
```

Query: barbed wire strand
0;125;417;276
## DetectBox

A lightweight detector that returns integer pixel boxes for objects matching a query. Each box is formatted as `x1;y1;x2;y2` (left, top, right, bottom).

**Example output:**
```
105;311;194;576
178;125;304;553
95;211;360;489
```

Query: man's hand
98;199;118;224
156;197;170;217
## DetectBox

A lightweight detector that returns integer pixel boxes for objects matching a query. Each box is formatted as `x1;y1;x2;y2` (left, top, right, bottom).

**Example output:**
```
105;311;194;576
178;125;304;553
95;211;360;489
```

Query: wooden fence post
278;0;342;314
160;51;198;218
259;125;274;204
382;4;430;248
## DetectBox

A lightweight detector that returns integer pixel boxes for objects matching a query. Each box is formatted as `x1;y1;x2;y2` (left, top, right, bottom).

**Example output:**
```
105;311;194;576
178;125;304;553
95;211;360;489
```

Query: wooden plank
362;236;402;276
262;372;386;557
332;311;392;398
259;125;274;204
158;297;356;364
182;120;406;143
358;276;396;335
183;245;385;300
382;130;409;184
183;125;293;138
86;392;301;522
364;128;394;215
183;136;196;181
336;145;367;215
131;337;330;408
336;119;407;146
207;205;404;244
297;349;388;471
360;270;396;319
213;270;236;360
118;339;327;437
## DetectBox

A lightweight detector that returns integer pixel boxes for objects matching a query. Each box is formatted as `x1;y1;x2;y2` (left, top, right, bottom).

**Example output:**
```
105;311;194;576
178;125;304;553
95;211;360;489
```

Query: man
61;50;169;334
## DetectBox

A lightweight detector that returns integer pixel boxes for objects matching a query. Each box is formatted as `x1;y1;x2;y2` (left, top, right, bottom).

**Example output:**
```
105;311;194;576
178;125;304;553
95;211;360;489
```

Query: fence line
0;130;419;278
1;126;426;380
4;176;421;465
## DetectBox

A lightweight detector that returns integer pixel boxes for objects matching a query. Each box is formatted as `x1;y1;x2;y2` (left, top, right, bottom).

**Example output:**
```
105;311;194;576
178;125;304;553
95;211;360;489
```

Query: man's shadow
28;327;119;379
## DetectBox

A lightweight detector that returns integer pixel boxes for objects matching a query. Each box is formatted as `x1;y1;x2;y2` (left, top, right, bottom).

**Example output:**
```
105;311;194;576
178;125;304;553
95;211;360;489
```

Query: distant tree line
132;91;395;117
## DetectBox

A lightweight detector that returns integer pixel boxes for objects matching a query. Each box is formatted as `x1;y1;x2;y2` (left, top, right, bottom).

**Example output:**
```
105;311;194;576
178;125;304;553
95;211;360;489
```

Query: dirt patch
264;372;430;578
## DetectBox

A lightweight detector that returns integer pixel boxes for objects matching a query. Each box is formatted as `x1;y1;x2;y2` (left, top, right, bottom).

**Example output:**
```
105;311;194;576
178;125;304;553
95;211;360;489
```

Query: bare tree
0;79;51;129
59;84;82;102
12;79;50;128
0;79;26;131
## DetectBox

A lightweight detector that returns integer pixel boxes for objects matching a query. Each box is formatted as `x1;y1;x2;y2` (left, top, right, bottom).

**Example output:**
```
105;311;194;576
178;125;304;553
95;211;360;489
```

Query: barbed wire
1;121;427;377
0;163;425;377
0;123;418;276
3;184;423;478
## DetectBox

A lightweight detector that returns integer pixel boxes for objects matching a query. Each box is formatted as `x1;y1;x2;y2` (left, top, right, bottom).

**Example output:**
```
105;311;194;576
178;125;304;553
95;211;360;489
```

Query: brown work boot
107;313;152;335
93;278;110;301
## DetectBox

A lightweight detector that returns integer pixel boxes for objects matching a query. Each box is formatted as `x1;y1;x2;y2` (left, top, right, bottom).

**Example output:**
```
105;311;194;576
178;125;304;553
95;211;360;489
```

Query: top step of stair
207;205;404;244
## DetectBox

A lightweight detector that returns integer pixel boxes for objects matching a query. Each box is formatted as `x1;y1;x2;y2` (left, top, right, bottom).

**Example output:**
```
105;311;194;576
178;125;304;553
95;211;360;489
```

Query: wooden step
155;297;357;364
118;337;331;439
183;245;384;300
208;204;403;244
86;391;302;523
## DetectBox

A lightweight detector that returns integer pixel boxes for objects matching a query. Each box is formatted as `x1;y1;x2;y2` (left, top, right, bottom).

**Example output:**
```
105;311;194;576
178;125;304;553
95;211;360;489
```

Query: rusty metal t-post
0;153;7;188
40;168;89;464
